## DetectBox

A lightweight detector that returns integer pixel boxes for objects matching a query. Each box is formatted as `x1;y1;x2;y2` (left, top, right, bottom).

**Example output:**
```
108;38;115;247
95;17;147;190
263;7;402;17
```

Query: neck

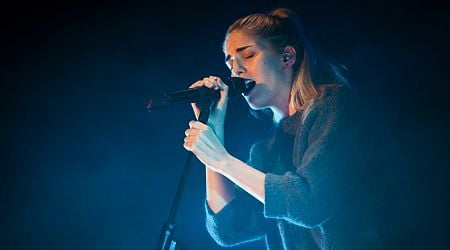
272;111;285;124
272;103;297;123
271;85;297;124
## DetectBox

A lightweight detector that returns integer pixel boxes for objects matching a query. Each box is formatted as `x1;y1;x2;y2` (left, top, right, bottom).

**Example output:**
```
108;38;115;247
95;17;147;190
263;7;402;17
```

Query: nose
230;60;246;77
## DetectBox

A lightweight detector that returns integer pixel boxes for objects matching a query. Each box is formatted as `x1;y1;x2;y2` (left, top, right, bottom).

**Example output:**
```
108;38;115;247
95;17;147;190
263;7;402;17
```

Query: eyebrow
224;45;253;64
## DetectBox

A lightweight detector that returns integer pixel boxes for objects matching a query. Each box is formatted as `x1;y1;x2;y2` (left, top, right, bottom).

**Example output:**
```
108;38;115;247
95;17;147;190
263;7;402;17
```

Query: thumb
214;77;229;111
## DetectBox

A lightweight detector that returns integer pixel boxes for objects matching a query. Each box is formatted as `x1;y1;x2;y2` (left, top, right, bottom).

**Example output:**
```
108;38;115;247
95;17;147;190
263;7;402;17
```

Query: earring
282;53;291;62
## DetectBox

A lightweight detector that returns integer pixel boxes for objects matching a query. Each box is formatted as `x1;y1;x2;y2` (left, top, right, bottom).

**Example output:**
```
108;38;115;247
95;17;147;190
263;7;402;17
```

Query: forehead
223;30;268;54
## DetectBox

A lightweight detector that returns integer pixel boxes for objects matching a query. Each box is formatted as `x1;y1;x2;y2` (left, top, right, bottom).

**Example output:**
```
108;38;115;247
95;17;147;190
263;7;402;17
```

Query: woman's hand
189;76;229;141
184;120;230;172
184;120;266;204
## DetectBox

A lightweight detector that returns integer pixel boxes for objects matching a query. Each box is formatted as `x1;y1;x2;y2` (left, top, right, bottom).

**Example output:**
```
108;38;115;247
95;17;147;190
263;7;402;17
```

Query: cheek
258;59;281;84
249;59;274;80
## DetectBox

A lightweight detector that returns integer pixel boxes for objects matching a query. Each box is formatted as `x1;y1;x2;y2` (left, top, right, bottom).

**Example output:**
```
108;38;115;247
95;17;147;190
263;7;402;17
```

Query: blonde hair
225;8;348;112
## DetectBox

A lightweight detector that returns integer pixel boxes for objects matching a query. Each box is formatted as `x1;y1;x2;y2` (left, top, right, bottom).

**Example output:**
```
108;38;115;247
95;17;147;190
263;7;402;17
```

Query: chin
243;83;270;109
244;96;266;110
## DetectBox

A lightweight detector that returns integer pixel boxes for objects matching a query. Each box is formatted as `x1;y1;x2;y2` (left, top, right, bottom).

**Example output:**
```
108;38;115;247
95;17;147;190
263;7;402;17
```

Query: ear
281;46;297;69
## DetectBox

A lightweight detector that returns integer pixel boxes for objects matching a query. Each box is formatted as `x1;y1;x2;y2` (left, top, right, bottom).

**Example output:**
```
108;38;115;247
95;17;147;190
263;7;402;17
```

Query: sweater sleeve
264;87;361;228
205;142;274;247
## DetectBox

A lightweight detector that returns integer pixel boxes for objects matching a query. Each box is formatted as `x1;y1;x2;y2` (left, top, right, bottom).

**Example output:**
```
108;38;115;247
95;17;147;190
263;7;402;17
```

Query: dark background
1;0;449;249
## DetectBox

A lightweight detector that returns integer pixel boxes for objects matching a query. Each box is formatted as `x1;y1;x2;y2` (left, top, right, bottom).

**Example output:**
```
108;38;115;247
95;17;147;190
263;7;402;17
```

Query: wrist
216;154;240;176
208;124;224;142
212;153;233;174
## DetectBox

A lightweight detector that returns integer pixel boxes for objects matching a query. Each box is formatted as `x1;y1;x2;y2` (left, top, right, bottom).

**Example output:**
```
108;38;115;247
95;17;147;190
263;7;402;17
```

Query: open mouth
243;84;255;97
227;77;255;97
242;80;256;97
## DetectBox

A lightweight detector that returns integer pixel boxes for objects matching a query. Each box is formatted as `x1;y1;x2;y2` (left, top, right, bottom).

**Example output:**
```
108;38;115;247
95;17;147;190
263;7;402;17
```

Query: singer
183;8;391;249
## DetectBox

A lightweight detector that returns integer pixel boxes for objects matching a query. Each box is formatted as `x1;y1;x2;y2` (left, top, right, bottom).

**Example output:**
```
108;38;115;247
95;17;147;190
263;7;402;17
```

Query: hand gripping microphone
146;77;255;111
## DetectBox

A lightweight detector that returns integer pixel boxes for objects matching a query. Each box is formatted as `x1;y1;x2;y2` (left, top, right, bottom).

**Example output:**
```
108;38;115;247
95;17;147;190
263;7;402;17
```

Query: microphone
146;77;255;111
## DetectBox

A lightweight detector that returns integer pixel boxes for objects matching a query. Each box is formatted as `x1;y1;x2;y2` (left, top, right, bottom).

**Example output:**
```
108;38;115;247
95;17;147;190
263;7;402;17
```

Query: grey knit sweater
205;85;387;249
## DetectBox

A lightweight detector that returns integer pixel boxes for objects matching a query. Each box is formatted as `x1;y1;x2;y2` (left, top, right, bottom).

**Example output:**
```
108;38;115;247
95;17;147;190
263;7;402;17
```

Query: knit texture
205;85;387;249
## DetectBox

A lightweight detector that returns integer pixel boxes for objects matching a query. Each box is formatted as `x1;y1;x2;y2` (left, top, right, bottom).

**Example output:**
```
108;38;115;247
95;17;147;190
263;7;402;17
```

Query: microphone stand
155;98;214;250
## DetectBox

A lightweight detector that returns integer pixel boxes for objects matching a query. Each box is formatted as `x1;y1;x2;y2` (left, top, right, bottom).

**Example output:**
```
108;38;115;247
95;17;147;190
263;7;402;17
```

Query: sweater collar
277;110;303;135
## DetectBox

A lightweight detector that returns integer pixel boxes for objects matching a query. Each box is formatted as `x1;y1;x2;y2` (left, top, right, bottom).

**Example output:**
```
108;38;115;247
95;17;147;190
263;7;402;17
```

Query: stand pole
155;99;213;250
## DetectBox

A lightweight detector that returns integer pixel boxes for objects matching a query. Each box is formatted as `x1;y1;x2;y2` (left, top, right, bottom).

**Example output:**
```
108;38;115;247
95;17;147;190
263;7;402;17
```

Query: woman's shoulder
313;84;360;114
302;84;359;124
318;84;355;103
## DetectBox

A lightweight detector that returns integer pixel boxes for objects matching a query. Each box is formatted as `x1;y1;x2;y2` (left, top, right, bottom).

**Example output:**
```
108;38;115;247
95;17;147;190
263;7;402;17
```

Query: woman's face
224;30;289;110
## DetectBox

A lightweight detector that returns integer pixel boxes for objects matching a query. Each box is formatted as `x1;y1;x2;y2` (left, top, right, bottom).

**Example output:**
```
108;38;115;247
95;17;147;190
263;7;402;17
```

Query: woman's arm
185;121;266;209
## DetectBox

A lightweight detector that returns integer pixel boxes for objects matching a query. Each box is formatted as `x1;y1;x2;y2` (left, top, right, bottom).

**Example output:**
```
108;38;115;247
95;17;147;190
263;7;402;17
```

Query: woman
183;8;385;250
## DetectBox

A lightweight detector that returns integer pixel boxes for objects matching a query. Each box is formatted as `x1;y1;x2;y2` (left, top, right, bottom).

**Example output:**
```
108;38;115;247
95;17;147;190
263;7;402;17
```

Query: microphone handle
147;77;254;111
166;86;220;104
147;86;219;112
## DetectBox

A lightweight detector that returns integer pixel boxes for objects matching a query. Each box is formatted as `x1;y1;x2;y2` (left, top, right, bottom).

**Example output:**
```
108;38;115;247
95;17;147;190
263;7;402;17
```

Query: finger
184;130;201;143
183;141;193;151
183;135;197;143
207;76;228;91
189;120;208;129
190;76;221;90
201;77;217;90
184;128;200;136
183;138;203;157
206;76;220;90
183;133;199;151
183;137;203;153
189;80;206;89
